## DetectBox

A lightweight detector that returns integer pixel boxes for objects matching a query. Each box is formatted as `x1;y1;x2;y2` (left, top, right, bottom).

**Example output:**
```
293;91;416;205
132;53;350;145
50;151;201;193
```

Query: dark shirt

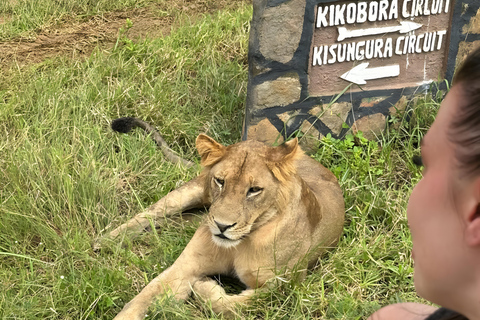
425;308;467;320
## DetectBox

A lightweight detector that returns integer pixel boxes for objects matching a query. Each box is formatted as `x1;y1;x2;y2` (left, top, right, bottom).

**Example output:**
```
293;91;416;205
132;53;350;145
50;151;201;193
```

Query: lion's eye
214;177;224;188
247;186;263;197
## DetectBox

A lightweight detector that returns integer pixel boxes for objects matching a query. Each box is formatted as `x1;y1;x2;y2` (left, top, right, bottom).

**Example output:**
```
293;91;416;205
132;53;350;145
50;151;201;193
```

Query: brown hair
449;46;480;178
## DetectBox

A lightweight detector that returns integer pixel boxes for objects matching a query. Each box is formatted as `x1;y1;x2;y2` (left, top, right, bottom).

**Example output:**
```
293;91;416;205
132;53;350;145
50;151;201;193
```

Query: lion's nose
214;221;236;233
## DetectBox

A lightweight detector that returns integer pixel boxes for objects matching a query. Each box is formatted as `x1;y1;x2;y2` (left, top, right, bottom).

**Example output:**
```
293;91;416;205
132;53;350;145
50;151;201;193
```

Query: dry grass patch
0;0;249;67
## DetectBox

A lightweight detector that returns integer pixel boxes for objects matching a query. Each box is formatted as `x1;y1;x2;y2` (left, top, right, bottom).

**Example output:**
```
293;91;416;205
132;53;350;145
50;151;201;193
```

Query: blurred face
407;85;475;308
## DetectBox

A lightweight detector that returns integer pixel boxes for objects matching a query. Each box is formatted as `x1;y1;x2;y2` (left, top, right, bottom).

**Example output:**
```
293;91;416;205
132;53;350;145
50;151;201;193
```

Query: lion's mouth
212;233;242;248
214;233;247;241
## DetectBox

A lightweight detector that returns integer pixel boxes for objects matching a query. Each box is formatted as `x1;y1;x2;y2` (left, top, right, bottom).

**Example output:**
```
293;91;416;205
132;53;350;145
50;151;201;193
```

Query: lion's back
296;155;345;250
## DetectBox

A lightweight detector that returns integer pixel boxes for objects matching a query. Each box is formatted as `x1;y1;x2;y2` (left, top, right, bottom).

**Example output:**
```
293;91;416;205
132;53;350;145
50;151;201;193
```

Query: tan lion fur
101;134;345;320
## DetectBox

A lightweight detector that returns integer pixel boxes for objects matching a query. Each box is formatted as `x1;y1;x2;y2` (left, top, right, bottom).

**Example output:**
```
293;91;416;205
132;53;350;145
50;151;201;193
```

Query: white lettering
357;2;368;23
335;5;346;26
374;39;384;58
337;44;346;62
415;0;424;16
368;2;379;22
329;5;335;26
424;0;431;15
385;38;393;57
431;0;442;14
347;42;356;61
316;6;328;28
357;41;366;60
365;40;374;59
430;32;437;51
411;0;417;17
390;0;399;19
416;34;425;53
396;36;405;55
436;30;447;50
403;0;411;18
313;46;323;66
346;3;356;24
312;31;449;67
398;0;450;17
316;0;417;27
408;35;416;53
312;40;401;65
423;32;433;51
378;0;389;21
323;44;328;64
444;0;450;13
328;44;338;64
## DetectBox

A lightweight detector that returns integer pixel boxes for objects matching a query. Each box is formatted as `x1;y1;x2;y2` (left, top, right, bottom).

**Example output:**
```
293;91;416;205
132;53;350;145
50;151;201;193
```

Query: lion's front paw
193;278;221;298
113;313;142;320
113;313;144;320
113;303;146;320
193;278;241;316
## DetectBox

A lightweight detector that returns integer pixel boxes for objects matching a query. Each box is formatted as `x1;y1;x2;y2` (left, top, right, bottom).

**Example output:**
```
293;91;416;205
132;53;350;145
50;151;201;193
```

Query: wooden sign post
243;0;480;150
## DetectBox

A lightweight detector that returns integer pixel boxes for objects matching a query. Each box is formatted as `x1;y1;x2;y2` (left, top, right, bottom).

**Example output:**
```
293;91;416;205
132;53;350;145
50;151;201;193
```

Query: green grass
0;0;147;40
0;3;444;319
0;0;245;41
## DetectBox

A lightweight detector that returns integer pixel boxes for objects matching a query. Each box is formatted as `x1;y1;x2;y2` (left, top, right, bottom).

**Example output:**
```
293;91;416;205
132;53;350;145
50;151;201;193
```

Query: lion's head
195;134;303;248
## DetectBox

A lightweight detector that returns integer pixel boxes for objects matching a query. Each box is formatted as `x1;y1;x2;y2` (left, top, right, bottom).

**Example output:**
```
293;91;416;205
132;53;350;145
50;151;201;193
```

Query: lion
101;117;345;320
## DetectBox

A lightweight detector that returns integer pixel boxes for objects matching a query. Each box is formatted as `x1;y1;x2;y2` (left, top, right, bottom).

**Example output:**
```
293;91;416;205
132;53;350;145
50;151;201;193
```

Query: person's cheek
407;181;423;234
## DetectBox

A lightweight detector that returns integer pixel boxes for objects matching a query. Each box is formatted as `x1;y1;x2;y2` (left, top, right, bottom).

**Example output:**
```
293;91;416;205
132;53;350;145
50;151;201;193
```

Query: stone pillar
243;0;480;152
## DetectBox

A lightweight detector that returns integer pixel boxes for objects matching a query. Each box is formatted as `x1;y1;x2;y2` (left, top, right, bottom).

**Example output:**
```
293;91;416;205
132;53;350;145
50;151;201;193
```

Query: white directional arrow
340;63;400;85
337;21;422;42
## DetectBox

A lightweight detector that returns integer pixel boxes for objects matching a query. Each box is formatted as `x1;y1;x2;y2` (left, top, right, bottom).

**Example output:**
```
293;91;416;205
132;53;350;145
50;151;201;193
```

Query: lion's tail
111;117;195;168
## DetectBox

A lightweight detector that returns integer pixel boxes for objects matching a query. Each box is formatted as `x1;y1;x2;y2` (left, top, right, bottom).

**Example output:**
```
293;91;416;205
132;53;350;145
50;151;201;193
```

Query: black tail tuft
111;117;137;133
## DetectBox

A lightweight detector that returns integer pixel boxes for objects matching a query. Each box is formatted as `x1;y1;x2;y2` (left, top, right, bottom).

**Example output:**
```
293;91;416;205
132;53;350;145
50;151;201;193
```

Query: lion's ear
196;134;226;167
266;138;303;183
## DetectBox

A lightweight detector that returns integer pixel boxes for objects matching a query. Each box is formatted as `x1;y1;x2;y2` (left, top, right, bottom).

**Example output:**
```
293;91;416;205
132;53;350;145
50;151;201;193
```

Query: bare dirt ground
0;1;247;67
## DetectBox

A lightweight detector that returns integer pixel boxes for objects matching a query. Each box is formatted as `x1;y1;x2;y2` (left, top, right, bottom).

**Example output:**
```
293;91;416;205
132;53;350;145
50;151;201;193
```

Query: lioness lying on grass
100;117;345;320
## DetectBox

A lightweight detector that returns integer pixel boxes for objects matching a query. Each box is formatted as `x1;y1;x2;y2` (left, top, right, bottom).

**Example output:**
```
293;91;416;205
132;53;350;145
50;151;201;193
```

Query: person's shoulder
367;302;438;320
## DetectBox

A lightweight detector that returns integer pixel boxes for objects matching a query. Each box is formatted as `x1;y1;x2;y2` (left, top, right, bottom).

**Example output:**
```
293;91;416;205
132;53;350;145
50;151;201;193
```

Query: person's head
407;46;480;318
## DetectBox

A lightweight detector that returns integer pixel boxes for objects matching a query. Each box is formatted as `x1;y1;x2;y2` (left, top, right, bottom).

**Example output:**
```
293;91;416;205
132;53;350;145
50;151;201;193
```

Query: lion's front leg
193;278;255;315
113;267;192;320
114;226;232;319
95;175;208;249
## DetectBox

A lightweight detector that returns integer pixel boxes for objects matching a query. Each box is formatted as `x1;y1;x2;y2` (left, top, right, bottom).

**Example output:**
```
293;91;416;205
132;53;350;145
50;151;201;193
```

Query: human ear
465;204;480;246
465;178;480;247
